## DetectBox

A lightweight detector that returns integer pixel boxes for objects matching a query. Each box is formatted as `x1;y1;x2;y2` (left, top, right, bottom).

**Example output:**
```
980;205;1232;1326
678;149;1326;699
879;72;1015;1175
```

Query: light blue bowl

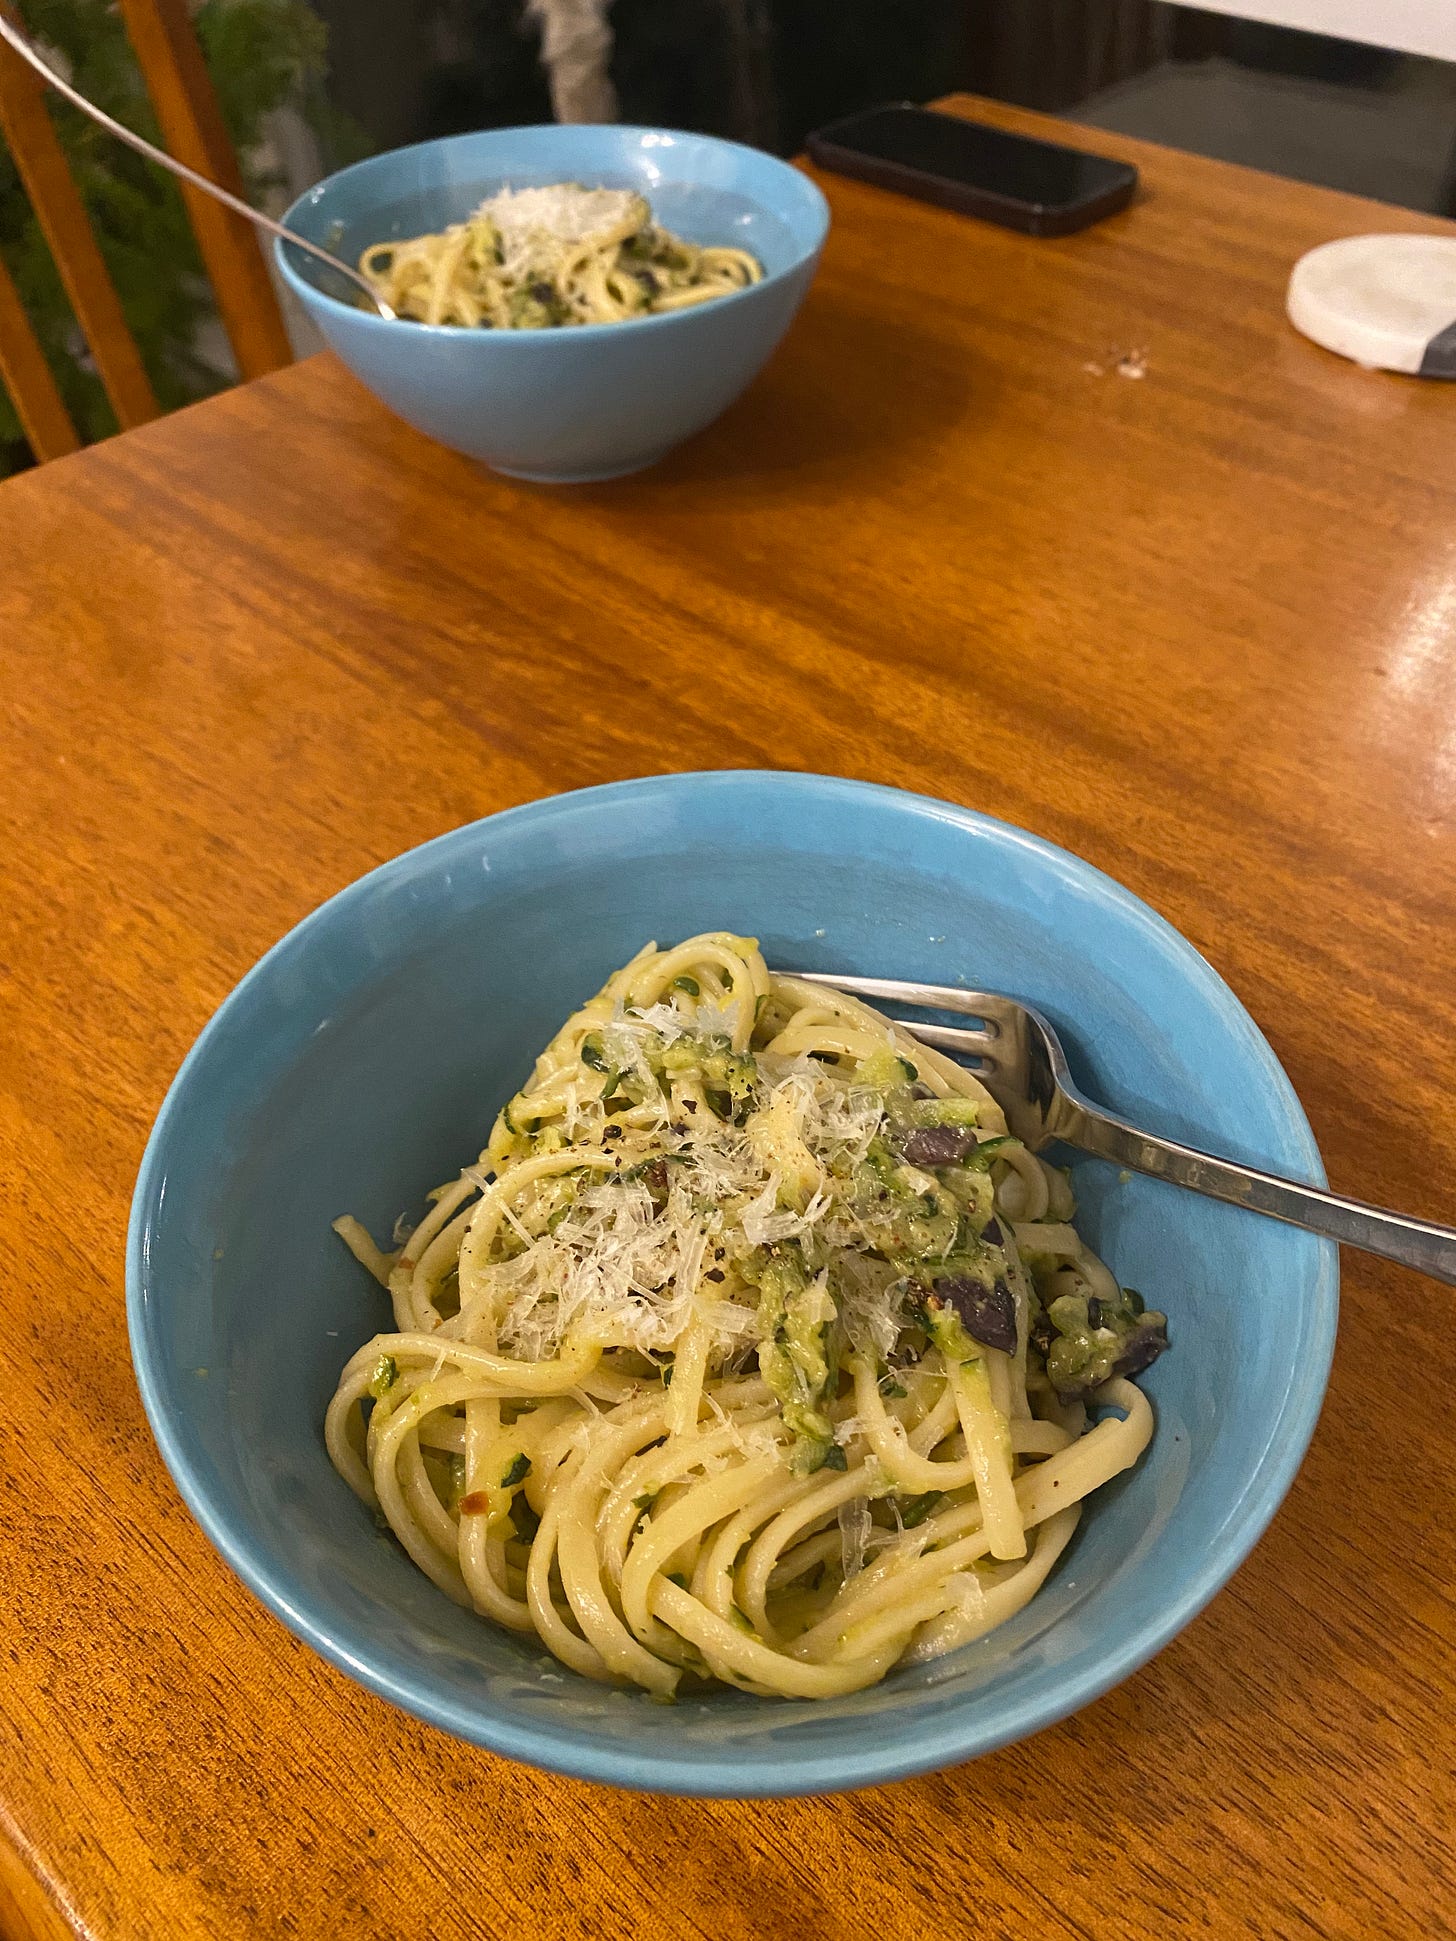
274;125;829;481
127;773;1337;1796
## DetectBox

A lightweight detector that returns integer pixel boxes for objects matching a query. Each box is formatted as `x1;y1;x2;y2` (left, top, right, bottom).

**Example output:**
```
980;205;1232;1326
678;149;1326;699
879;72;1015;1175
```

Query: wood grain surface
1;97;1453;1941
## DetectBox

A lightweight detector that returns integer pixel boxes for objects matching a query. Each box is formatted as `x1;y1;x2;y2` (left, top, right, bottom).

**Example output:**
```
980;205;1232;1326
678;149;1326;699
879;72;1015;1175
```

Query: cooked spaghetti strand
360;182;762;329
326;933;1169;1696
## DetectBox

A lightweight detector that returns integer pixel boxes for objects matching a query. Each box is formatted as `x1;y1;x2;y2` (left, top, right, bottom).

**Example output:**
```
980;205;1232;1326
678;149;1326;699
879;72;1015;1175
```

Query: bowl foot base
488;452;668;484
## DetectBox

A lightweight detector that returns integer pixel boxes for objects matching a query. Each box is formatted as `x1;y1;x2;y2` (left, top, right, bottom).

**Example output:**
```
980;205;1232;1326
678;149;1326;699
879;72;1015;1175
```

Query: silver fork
785;972;1456;1286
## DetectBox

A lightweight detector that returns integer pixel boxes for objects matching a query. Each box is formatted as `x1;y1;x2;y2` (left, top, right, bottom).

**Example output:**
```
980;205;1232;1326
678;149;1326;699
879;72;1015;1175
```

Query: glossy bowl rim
126;771;1338;1797
274;123;831;339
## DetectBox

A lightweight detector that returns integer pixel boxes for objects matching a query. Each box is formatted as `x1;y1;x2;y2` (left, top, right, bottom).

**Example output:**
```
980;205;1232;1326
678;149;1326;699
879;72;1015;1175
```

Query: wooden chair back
0;0;293;464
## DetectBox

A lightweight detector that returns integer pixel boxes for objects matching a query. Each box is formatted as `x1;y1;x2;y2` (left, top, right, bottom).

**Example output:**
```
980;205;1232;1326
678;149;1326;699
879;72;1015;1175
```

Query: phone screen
822;106;1132;212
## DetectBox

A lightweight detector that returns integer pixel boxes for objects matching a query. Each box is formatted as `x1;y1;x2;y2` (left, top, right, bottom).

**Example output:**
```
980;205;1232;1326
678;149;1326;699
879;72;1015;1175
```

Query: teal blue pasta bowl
275;125;829;482
127;772;1337;1796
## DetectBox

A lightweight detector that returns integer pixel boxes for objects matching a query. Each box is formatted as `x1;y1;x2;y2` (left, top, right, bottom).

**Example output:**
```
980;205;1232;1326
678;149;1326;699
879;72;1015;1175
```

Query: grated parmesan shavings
475;1030;915;1369
472;183;640;278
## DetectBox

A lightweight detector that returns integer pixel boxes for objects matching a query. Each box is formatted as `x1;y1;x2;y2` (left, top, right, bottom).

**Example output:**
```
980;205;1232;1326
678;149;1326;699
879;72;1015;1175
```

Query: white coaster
1286;233;1456;377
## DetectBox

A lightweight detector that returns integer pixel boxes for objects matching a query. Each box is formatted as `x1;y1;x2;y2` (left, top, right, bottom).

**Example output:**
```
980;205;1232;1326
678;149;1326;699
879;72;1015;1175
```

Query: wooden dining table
1;93;1453;1941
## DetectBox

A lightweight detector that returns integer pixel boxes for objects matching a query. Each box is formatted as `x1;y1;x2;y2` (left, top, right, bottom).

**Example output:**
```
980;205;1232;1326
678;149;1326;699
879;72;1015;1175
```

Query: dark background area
304;1;1456;217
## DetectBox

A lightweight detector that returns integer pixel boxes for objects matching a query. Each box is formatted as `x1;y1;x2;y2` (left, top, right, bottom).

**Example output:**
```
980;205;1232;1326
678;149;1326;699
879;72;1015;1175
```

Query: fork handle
1065;1102;1456;1285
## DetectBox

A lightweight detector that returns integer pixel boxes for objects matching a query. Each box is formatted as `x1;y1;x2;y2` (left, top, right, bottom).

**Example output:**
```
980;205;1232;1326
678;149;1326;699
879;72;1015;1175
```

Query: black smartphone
806;103;1137;238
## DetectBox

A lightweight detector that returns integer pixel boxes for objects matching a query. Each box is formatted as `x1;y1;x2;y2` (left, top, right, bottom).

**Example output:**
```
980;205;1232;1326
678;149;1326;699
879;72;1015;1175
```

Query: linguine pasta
326;934;1169;1699
358;182;762;330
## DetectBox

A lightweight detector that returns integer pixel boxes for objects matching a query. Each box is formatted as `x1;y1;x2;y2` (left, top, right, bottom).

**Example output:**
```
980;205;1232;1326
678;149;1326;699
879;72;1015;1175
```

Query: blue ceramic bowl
128;773;1337;1796
274;125;829;481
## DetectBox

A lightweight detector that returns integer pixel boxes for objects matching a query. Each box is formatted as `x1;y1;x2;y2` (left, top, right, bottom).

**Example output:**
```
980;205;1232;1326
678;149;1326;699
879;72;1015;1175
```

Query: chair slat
0;16;160;430
0;249;79;462
118;0;293;382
